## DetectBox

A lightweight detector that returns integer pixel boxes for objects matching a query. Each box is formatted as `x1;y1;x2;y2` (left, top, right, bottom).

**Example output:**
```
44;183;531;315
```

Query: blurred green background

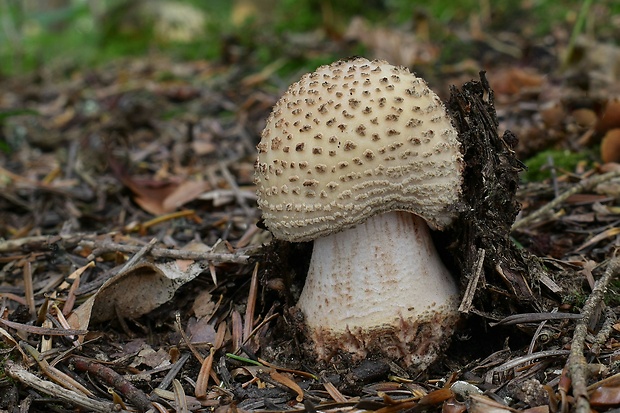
1;0;618;77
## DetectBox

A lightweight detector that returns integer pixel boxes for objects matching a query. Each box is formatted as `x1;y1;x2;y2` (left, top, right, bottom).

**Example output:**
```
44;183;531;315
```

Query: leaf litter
1;4;620;413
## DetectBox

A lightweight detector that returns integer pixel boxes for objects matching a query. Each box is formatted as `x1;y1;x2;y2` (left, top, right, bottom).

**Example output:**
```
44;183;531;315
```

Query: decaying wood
458;248;485;313
446;72;547;316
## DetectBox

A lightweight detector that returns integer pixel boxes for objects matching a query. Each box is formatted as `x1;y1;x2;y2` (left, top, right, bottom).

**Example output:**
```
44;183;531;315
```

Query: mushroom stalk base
296;211;459;371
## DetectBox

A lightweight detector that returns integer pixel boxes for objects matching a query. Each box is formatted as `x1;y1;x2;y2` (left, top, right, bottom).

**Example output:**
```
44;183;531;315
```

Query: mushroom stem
296;211;459;369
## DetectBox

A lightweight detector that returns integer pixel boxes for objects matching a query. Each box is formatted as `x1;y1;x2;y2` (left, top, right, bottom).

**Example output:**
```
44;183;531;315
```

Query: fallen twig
0;318;87;336
567;256;620;413
5;360;127;413
486;349;571;384
111;237;158;275
512;170;620;230
458;248;485;314
591;307;617;356
81;238;253;264
71;355;153;412
21;342;92;396
0;233;97;253
489;312;583;327
0;233;256;264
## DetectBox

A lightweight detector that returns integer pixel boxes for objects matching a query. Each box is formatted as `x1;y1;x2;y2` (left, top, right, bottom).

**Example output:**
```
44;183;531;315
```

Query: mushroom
254;58;463;371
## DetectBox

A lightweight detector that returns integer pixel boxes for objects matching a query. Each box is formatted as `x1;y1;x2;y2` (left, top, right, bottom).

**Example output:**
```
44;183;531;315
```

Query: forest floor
1;4;620;412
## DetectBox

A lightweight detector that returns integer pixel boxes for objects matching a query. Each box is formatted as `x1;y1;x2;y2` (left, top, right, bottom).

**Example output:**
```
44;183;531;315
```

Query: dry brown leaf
134;194;171;216
323;380;348;403
135;347;171;369
466;394;517;413
109;158;199;215
192;290;217;319
269;368;304;402
588;374;620;408
186;317;217;344
162;180;211;212
590;385;620;407
195;348;215;399
67;260;205;330
487;67;544;96
417;387;453;407
111;169;181;216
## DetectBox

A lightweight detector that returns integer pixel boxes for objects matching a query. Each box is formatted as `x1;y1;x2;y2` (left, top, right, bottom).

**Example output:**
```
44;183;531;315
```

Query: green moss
563;279;620;309
562;291;588;308
0;109;40;153
606;279;620;306
522;149;596;183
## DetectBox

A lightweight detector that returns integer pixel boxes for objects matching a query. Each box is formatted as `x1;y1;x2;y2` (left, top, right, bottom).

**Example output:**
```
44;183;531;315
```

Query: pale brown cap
255;58;463;242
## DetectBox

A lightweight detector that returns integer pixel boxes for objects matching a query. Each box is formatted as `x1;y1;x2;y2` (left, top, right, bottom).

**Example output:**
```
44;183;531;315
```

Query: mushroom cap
255;58;463;242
